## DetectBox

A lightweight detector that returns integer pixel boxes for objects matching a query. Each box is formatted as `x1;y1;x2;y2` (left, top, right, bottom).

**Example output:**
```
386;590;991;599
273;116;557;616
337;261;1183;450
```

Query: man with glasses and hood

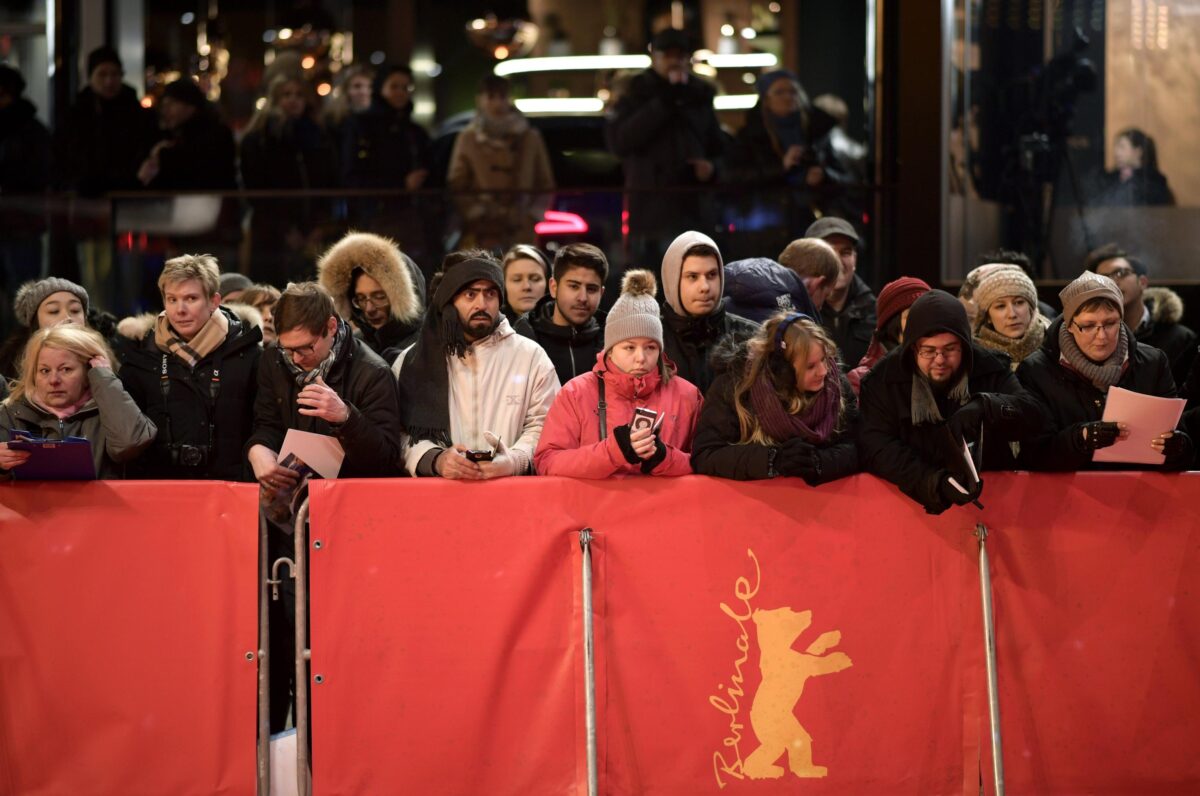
858;289;1042;514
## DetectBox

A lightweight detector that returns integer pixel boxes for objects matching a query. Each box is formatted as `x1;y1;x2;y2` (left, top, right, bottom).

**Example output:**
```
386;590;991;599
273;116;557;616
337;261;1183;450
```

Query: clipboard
5;429;97;480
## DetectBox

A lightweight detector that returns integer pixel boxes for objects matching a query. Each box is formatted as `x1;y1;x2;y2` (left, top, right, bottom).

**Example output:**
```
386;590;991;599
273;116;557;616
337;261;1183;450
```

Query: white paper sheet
278;429;345;480
1093;386;1185;465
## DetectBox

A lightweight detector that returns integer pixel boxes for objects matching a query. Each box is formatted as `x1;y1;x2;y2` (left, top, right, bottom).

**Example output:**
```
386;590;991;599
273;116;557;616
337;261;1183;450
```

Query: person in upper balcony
447;75;555;251
1092;127;1175;207
605;28;723;272
137;78;236;190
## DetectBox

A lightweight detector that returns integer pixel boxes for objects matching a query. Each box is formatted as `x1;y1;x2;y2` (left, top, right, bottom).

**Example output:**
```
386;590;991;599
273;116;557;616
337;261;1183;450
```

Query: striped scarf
154;309;229;368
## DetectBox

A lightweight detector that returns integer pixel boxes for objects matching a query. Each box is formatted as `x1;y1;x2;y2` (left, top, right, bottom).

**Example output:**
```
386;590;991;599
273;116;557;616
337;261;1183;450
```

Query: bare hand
629;425;657;460
805;165;825;187
248;444;300;493
1150;430;1174;453
689;158;714;183
0;442;32;470
436;444;484;480
297;376;349;424
405;169;429;191
782;145;805;170
89;354;112;370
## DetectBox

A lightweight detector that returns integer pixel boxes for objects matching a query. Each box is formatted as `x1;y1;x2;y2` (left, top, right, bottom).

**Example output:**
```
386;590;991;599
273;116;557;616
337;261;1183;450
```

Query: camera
169;443;210;468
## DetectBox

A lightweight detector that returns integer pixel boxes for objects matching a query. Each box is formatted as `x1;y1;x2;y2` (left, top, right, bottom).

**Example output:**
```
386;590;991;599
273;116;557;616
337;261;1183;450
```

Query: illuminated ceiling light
703;53;778;68
471;18;487;30
694;48;714;60
427;64;443;77
713;94;758;110
494;45;510;59
769;2;782;13
255;97;267;110
741;27;757;39
495;54;650;76
181;12;195;24
514;97;605;114
742;72;756;84
262;30;277;43
720;24;735;37
278;28;293;40
316;83;331;96
301;55;316;69
140;96;153;108
693;63;717;77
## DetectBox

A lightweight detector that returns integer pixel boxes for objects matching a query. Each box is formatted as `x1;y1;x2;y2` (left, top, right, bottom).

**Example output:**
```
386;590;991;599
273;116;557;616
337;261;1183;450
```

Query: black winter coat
821;274;877;370
512;294;607;386
0;97;51;194
239;116;338;192
245;325;403;477
358;314;421;366
148;111;237;190
119;307;262;480
605;69;723;234
341;104;431;188
723;257;817;325
59;85;157;195
691;366;859;483
1016;318;1189;470
661;301;760;395
858;343;1042;514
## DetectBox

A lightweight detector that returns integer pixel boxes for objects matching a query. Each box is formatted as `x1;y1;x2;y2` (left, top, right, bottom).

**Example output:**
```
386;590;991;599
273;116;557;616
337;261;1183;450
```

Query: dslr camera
169;443;210;468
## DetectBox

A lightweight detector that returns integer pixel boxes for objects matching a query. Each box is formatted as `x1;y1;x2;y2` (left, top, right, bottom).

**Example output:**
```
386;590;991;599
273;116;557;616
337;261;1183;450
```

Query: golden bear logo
742;607;852;780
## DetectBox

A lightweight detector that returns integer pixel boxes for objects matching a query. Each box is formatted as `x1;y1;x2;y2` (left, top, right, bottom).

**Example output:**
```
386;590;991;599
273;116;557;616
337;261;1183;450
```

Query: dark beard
441;307;496;357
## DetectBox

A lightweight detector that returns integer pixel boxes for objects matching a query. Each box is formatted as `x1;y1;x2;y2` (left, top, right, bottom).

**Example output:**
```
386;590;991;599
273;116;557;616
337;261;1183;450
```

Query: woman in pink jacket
535;269;703;477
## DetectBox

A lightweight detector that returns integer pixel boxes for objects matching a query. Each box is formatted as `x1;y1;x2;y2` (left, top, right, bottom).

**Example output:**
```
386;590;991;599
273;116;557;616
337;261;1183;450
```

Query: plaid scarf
154;309;228;368
281;319;349;385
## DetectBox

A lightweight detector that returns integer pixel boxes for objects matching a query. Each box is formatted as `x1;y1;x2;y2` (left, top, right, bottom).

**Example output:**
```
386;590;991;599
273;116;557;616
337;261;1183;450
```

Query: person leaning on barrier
691;313;859;484
245;281;403;493
117;254;262;481
394;251;559;479
534;270;701;478
1016;271;1193;471
659;231;759;395
858;290;1042;514
0;325;156;478
512;242;609;387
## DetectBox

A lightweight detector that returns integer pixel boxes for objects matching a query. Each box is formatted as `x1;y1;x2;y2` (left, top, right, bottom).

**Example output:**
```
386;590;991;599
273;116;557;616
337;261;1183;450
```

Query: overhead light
278;28;293;40
471;18;487;30
181;12;195;24
741;27;757;39
703;53;778;68
769;2;782;12
713;94;758;110
514;97;605;114
494;45;510;59
720;24;735;37
301;56;316;69
495;54;651;76
535;210;589;236
316;83;331;96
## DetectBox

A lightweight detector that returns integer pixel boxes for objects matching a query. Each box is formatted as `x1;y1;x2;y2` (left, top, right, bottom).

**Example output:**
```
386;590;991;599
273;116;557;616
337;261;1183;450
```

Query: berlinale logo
710;549;852;788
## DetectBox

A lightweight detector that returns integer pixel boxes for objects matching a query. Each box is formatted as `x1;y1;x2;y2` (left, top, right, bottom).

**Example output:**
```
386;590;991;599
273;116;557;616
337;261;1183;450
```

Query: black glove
937;473;982;507
1079;421;1121;451
1162;430;1194;470
612;424;642;465
948;393;1018;441
777;438;823;484
640;437;669;474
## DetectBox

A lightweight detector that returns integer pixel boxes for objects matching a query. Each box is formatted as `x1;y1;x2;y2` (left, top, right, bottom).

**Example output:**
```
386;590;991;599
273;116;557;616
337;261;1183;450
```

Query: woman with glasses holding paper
0;325;156;478
1016;271;1193;470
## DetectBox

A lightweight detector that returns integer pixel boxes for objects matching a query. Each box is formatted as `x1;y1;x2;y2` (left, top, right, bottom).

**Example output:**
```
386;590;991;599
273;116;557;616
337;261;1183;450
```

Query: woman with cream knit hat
971;265;1050;370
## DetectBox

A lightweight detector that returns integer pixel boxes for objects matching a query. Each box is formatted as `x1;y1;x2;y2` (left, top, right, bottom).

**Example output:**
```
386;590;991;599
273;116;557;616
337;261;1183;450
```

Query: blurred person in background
137;78;235;190
501;244;550;323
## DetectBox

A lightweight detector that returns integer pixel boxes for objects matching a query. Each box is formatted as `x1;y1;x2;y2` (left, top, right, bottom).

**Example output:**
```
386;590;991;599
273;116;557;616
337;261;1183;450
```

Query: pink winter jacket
534;354;703;478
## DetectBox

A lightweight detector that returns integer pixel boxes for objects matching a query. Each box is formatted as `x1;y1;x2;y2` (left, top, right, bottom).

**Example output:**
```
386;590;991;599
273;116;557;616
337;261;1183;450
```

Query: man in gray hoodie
659;231;759;394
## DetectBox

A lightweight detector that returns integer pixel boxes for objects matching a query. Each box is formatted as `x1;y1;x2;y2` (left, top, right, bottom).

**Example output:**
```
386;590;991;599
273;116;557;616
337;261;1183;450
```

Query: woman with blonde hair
0;325;155;478
691;312;860;483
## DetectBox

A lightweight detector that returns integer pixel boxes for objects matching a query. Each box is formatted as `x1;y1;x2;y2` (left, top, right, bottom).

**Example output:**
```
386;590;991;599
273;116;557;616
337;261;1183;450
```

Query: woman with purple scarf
691;312;860;483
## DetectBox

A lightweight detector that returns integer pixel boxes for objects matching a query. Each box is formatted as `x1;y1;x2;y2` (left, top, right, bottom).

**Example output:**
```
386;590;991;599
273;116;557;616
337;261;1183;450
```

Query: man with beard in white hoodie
394;250;560;478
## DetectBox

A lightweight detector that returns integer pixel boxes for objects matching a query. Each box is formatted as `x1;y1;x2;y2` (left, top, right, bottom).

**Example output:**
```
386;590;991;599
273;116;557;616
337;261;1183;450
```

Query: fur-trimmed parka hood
1145;286;1184;325
317;231;423;325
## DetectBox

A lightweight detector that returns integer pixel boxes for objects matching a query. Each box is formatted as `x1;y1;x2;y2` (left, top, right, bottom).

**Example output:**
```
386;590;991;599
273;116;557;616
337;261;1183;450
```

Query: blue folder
5;430;96;480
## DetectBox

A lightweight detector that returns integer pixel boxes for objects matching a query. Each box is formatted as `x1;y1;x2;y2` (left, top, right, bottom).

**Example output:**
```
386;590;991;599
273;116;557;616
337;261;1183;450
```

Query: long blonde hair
5;325;114;407
731;314;844;445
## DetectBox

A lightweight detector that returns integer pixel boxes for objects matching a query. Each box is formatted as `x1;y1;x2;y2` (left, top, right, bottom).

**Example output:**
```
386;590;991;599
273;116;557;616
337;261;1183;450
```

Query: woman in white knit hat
971;264;1050;370
534;270;703;478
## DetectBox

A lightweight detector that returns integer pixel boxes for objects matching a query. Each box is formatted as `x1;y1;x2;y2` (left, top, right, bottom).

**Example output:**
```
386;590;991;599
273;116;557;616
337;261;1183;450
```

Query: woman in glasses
1016;271;1193;470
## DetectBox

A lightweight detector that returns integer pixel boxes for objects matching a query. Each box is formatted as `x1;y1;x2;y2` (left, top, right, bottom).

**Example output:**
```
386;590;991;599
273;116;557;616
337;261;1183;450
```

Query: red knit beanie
875;277;931;331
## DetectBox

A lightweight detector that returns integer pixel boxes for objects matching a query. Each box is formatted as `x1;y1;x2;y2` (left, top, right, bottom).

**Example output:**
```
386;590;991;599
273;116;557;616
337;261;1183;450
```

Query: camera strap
158;349;225;457
597;375;607;440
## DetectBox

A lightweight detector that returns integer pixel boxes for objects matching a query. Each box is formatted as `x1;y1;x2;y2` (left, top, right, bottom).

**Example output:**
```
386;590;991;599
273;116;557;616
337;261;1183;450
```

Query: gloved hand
777;438;823;483
1078;421;1123;451
478;431;518;478
612;424;644;465
1157;429;1194;470
937;473;982;507
948;393;1018;441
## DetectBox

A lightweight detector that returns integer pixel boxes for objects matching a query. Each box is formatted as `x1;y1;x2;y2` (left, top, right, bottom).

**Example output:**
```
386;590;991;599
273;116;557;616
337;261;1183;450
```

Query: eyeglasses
1100;267;1136;281
352;292;389;309
916;344;961;362
1071;320;1121;338
279;337;323;358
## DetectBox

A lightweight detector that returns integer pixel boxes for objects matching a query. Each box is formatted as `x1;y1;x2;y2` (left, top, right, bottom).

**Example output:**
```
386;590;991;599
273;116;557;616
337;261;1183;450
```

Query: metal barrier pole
295;499;312;796
257;512;271;796
976;523;1005;796
580;528;598;796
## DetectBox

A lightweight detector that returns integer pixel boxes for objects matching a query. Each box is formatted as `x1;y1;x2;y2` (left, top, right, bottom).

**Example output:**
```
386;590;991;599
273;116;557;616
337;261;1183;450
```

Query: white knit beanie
972;265;1038;329
604;270;663;350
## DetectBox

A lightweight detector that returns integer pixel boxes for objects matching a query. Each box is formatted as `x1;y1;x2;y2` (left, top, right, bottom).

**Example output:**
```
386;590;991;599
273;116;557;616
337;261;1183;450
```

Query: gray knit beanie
972;265;1039;330
604;270;663;350
1059;271;1124;323
14;277;90;328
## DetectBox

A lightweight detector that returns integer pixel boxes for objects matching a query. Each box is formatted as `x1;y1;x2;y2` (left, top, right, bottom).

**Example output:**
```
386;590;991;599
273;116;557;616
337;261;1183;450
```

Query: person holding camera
118;254;262;481
690;313;859;484
857;290;1043;514
395;250;559;479
1;325;155;478
535;270;702;478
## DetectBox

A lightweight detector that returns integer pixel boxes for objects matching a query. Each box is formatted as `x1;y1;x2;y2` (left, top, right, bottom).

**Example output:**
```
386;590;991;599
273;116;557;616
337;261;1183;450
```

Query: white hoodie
393;317;560;476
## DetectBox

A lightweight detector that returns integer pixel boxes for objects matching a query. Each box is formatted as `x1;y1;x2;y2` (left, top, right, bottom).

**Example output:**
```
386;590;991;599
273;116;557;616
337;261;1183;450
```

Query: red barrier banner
0;481;259;796
974;473;1200;795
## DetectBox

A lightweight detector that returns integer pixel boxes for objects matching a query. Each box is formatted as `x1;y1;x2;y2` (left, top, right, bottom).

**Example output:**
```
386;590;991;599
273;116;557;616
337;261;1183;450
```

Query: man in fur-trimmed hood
317;231;424;364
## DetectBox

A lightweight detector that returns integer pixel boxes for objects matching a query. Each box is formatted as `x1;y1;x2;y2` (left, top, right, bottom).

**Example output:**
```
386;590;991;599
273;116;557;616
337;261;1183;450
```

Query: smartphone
465;449;494;462
631;407;659;433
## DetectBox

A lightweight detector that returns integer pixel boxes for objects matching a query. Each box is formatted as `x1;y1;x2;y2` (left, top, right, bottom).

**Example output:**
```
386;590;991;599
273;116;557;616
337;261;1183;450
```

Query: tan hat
1059;271;1123;323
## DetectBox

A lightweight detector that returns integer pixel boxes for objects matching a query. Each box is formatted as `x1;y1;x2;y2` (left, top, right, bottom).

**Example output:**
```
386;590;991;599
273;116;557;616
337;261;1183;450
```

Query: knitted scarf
1058;322;1130;391
281;319;349;385
911;370;971;426
976;313;1048;370
748;357;842;445
154;309;228;369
